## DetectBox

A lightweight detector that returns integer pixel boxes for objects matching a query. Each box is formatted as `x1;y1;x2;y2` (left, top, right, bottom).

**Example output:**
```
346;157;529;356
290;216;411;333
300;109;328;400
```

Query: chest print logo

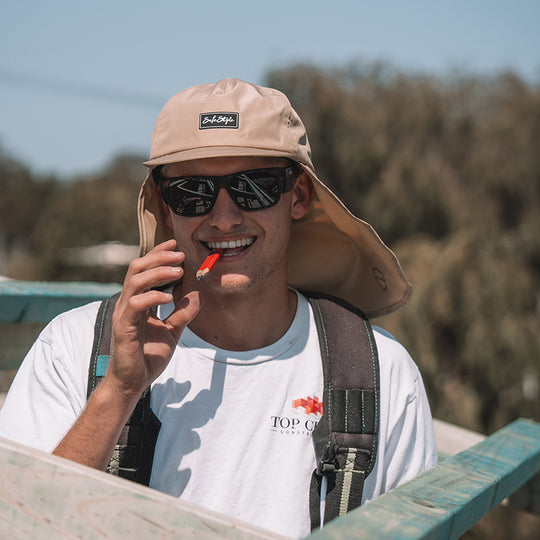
292;395;323;415
269;395;323;436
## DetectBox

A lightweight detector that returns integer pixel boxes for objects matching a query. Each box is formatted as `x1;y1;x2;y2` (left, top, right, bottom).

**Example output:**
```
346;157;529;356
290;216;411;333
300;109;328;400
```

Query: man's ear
291;172;314;219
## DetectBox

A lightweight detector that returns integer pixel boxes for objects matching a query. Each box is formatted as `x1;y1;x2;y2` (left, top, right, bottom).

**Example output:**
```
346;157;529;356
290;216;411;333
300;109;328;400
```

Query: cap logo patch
199;112;239;130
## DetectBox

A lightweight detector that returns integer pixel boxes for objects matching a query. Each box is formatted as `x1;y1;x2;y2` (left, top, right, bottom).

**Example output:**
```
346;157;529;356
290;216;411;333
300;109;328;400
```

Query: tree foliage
0;152;144;281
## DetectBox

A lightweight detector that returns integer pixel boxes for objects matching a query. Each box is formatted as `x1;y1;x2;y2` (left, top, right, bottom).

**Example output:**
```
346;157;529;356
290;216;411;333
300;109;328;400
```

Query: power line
0;68;166;109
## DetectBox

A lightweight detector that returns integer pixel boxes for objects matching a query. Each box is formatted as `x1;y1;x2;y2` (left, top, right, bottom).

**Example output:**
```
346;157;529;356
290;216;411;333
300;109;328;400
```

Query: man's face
160;156;311;296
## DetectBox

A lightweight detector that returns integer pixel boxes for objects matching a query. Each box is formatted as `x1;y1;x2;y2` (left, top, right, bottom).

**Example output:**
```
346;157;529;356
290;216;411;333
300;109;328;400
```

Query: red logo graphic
292;395;323;416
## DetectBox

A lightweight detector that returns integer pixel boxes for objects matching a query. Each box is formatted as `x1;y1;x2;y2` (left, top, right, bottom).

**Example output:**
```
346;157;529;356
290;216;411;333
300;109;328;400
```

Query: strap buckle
316;442;340;476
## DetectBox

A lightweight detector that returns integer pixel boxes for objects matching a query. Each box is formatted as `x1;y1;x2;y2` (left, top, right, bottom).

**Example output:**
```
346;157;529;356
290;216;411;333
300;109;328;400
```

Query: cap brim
143;146;305;168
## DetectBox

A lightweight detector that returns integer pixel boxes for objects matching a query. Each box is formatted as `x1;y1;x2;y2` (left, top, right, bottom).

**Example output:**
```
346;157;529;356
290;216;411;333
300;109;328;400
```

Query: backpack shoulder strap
88;292;161;485
304;292;380;530
88;293;119;398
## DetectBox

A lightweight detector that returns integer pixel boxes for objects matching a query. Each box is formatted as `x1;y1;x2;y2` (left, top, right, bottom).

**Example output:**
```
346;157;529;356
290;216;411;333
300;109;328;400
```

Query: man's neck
176;282;297;351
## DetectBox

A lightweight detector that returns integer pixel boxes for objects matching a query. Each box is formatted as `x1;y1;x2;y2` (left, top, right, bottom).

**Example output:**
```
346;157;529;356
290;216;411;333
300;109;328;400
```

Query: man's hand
53;239;202;470
105;239;202;400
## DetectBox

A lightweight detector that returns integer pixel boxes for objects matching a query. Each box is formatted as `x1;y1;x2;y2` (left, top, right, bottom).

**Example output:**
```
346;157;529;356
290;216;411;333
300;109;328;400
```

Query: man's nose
206;188;243;230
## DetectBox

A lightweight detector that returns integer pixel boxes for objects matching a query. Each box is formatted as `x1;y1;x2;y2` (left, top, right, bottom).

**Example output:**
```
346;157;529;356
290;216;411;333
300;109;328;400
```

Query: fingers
164;291;204;338
124;288;174;316
123;239;185;297
114;240;186;327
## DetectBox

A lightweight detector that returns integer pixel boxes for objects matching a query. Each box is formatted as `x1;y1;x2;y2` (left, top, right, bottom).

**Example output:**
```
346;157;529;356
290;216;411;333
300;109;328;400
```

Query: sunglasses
154;165;300;217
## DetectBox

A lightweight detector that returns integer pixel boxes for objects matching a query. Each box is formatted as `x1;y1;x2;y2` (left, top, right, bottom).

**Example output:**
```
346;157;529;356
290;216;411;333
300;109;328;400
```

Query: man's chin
210;273;254;294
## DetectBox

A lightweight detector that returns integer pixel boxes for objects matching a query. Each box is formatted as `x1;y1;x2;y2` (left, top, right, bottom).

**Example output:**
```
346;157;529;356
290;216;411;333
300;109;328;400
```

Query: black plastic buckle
316;443;340;476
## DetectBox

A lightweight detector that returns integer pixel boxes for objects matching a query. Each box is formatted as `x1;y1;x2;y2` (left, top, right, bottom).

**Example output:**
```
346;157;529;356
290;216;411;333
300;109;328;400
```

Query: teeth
207;238;254;250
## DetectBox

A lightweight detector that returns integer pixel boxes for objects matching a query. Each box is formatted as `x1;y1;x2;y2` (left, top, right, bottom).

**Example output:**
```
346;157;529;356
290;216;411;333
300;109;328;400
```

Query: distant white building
62;242;139;268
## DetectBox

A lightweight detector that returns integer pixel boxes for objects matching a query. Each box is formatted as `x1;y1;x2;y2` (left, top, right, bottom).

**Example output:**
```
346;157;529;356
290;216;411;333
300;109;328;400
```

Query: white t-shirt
0;292;438;539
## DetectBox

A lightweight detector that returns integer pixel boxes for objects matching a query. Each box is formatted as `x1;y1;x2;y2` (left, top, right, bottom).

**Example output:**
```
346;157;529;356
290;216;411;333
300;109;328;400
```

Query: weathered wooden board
0;436;285;540
309;418;540;540
1;421;537;539
0;281;121;323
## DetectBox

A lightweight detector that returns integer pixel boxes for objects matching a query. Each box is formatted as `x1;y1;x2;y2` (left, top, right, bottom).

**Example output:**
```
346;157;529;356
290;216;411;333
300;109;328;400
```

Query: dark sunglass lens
167;179;215;216
230;171;282;210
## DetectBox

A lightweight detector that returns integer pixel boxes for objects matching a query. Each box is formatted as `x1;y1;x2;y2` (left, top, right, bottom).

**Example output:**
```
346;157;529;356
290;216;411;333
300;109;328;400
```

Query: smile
205;238;255;250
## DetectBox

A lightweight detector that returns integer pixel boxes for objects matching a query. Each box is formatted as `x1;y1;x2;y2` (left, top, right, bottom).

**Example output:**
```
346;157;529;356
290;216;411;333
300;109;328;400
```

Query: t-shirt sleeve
0;303;99;452
362;326;439;503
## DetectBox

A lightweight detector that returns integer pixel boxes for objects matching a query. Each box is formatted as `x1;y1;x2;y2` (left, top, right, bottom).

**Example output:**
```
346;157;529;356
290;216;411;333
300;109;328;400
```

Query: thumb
165;290;204;335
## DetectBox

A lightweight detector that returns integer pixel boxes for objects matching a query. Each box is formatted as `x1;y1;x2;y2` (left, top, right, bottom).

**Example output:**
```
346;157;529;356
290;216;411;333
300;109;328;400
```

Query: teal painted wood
308;418;540;539
0;281;121;323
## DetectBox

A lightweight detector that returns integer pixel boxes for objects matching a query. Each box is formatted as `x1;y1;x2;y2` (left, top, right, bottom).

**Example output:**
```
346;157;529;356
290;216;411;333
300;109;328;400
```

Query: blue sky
1;0;539;178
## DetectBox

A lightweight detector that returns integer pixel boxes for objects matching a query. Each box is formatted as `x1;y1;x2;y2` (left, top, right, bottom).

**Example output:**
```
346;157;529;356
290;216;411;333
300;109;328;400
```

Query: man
0;79;437;538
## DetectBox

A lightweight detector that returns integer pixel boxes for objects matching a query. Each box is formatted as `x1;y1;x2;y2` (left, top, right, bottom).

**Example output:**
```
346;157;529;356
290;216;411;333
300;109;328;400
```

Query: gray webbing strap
307;293;379;530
